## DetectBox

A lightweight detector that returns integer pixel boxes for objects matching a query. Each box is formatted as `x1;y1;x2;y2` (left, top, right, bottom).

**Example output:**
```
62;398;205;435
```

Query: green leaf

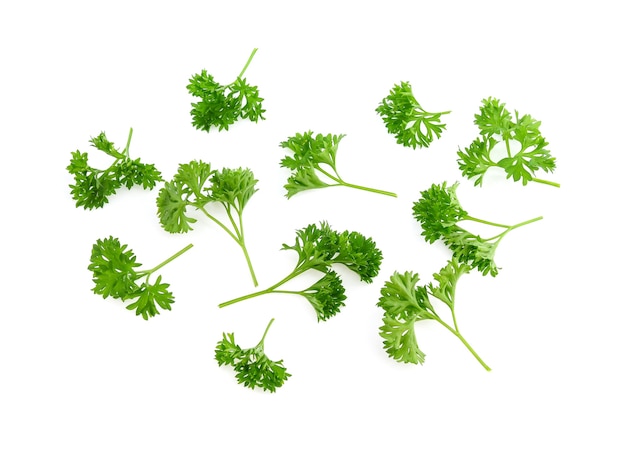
125;276;175;320
300;270;347;321
412;181;467;243
379;314;424;364
156;180;197;234
210;167;258;210
376;81;450;149
88;236;141;299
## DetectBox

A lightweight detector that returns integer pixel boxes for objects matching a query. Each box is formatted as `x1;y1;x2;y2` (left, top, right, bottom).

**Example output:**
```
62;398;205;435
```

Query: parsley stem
122;127;134;158
237;48;258;80
437;318;491;371
219;268;305;308
257;318;275;347
463;215;511;229
138;243;194;280
531;177;560;188
317;167;397;198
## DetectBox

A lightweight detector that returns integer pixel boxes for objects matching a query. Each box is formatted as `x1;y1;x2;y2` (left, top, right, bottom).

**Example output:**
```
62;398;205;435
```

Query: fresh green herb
88;236;193;320
376;81;450;149
215;318;290;392
187;48;265;133
67;128;162;209
156;160;259;286
279;131;397;198
219;221;383;321
378;259;490;370
412;181;543;276
458;97;559;187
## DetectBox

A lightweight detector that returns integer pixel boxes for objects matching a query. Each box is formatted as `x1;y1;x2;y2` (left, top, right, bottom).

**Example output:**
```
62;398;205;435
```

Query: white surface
1;1;624;452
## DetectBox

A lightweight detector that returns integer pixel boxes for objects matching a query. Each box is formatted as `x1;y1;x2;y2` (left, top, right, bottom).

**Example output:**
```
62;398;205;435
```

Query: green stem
531;177;560;188
257;318;275;347
236;209;258;287
482;215;543;242
219;268;304;308
237;48;258;79
123;127;134;158
437;318;491;371
317;167;397;198
464;215;511;229
138;243;194;280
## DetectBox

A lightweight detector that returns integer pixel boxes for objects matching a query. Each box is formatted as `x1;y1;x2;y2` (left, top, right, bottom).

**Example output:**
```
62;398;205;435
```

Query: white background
1;1;624;452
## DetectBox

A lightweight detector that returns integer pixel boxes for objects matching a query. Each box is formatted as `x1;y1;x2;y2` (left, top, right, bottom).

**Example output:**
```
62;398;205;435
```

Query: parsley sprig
219;221;383;321
67;128;162;209
215;318;290;392
376;81;450;149
156;160;259;286
378;258;490;370
279;131;397;198
458;97;559;187
187;48;265;133
412;181;543;276
88;237;193;320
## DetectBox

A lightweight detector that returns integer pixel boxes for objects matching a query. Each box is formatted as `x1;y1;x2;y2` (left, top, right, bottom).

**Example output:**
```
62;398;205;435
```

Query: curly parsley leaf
458;97;559;187
279;131;397;198
376;81;450;149
87;237;193;320
187;48;265;133
215;318;290;392
219;221;383;322
378;259;490;370
156;161;259;286
412;181;543;276
67;128;163;209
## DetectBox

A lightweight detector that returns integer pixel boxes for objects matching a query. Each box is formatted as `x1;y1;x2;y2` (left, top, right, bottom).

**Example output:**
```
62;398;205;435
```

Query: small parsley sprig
376;81;450;149
458;97;559;187
378;258;490;370
219;221;383;322
215;318;290;393
412;181;543;276
156;160;259;286
187;48;265;133
279;131;397;198
67;128;162;209
88;237;193;320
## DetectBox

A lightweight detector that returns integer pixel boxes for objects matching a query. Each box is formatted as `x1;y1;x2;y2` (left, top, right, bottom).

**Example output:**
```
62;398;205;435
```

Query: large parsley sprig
156;160;259;286
219;221;383;321
67;128;162;209
376;81;450;149
187;48;265;133
378;259;490;370
412;181;543;276
215;318;290;393
88;237;193;320
458;97;559;187
279;131;397;198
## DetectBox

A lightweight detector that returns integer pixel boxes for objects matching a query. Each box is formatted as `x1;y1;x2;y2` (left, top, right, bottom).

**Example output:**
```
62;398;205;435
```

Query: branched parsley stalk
458;97;559;187
376;81;450;149
412;181;543;277
219;221;383;321
156;160;259;286
187;48;265;133
67;128;163;209
88;237;193;320
215;318;290;392
279;131;397;198
378;258;490;370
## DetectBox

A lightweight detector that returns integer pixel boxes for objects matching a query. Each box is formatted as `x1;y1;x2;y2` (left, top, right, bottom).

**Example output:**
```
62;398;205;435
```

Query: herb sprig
67;128;162;209
187;48;265;133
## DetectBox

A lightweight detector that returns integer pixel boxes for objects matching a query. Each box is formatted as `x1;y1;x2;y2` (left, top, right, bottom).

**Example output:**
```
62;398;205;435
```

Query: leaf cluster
457;97;558;187
279;131;396;198
156;160;259;285
376;81;450;149
412;181;542;276
378;259;489;369
215;319;290;392
88;237;192;320
187;49;265;133
220;221;383;322
67;129;162;209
